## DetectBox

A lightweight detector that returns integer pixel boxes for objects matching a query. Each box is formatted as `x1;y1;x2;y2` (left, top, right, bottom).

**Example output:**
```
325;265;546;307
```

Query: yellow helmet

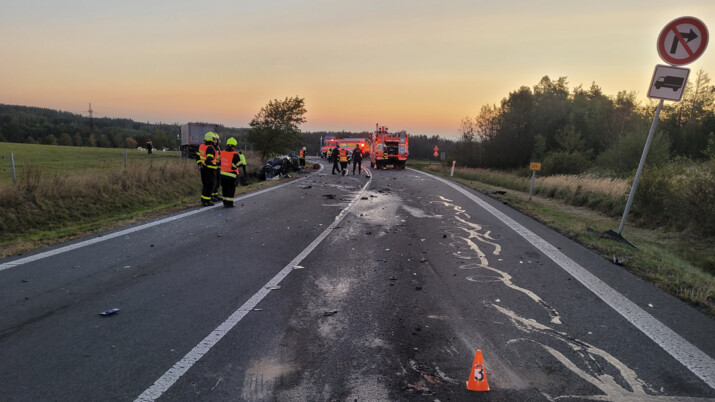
227;137;237;146
213;132;220;141
204;132;215;142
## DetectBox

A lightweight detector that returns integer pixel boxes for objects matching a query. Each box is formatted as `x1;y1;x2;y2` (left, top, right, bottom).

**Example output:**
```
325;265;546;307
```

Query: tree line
456;71;715;176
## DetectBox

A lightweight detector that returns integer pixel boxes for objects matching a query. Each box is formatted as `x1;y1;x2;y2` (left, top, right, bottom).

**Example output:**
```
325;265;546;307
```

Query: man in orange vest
299;147;306;168
338;147;349;176
219;137;241;208
197;132;218;206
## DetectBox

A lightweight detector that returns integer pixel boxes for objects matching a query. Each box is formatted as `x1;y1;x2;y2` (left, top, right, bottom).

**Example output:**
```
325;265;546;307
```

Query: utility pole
88;103;94;132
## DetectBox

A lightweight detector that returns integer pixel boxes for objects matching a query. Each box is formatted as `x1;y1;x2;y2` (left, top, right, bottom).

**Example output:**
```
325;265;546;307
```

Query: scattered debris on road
99;308;120;316
323;310;338;316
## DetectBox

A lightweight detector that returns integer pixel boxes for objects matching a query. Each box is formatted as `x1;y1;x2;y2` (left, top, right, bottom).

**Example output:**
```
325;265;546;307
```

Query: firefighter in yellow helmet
211;132;222;202
197;132;218;206
219;137;241;207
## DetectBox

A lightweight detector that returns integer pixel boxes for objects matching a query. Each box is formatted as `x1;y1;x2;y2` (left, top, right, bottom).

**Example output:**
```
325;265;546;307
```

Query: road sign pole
618;99;664;235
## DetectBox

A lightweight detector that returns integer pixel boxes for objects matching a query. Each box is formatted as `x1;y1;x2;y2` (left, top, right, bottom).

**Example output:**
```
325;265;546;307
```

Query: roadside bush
594;130;671;176
542;151;590;175
633;159;715;235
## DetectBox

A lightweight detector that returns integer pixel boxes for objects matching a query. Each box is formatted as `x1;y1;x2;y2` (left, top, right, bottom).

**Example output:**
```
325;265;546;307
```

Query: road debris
323;310;338;316
293;265;305;270
99;308;120;316
323;194;336;199
266;285;281;290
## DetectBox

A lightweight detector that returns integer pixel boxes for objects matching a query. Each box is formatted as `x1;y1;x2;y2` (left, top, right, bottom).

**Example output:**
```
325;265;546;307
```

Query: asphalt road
1;159;713;401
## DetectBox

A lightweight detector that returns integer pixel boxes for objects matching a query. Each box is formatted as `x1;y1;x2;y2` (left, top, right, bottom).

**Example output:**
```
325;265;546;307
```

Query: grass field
0;142;292;258
0;142;182;184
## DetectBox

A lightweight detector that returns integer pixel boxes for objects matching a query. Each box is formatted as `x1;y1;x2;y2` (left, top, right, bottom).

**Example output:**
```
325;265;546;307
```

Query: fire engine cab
370;125;408;169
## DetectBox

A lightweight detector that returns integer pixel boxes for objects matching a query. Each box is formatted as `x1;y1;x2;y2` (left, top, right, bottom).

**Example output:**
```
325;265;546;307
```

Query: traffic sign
434;145;439;152
648;65;690;101
433;151;439;157
530;162;541;171
657;17;708;65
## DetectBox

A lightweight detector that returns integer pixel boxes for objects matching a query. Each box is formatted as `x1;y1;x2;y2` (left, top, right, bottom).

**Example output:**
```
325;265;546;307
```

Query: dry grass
537;174;628;198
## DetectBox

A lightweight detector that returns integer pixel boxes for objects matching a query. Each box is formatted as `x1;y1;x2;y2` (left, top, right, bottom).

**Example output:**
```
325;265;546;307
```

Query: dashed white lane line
135;174;371;401
414;169;715;391
0;179;305;272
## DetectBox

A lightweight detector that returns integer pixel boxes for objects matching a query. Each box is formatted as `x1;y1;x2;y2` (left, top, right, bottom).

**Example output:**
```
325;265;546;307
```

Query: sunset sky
1;1;713;137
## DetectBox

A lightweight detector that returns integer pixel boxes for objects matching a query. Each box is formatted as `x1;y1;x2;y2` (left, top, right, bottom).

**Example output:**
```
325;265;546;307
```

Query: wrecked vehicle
260;155;299;180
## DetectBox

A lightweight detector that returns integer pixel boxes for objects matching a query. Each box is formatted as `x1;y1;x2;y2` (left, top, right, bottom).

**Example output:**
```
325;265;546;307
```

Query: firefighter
299;147;306;168
211;132;222;202
197;132;218;206
339;146;349;175
146;139;153;154
331;145;341;174
220;137;241;208
238;150;248;185
352;145;363;175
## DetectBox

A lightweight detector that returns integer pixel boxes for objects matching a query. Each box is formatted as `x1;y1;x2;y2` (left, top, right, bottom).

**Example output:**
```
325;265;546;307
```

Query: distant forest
0;104;455;160
456;70;715;176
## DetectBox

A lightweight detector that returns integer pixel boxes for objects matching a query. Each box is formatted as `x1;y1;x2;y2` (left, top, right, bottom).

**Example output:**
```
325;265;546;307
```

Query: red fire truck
370;125;408;169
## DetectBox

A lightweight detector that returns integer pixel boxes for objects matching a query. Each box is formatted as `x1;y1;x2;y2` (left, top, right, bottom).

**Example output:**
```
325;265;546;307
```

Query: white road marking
135;174;371;401
0;179;305;272
414;169;715;390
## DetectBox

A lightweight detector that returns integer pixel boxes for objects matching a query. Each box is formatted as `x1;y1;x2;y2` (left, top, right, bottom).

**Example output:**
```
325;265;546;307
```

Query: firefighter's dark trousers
353;159;362;174
332;160;340;174
213;168;221;199
220;174;237;207
201;167;217;203
340;161;348;175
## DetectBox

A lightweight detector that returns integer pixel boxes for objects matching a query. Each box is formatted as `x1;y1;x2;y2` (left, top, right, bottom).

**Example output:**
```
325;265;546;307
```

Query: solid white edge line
413;169;715;390
135;172;371;401
0;178;306;272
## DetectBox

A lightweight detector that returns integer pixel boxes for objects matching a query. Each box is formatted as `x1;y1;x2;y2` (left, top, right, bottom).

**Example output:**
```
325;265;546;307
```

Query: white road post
529;170;536;201
10;152;17;185
450;160;456;177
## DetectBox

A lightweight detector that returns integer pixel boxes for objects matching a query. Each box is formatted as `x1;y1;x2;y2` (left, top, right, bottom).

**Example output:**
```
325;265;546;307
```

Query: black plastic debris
323;311;338;316
323;194;336;199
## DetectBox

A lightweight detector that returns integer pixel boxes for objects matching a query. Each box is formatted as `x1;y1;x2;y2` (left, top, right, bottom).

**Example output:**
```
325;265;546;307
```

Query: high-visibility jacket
238;153;247;166
220;150;239;177
197;143;218;168
339;149;348;162
299;149;305;158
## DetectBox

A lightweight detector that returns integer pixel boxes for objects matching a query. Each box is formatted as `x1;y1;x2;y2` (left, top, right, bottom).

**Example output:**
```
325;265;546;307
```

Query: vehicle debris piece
267;285;281;290
300;185;312;189
323;194;336;199
323;310;338;316
293;265;305;269
612;255;624;265
99;308;120;316
253;308;264;311
420;257;427;263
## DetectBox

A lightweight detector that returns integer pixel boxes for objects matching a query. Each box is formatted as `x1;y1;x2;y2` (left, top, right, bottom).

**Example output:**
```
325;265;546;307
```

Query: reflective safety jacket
220;149;240;177
197;143;218;169
339;149;348;162
238;153;247;166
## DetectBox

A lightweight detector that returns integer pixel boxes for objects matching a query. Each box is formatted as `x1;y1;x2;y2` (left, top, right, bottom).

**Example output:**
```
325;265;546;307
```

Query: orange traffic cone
466;349;490;391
